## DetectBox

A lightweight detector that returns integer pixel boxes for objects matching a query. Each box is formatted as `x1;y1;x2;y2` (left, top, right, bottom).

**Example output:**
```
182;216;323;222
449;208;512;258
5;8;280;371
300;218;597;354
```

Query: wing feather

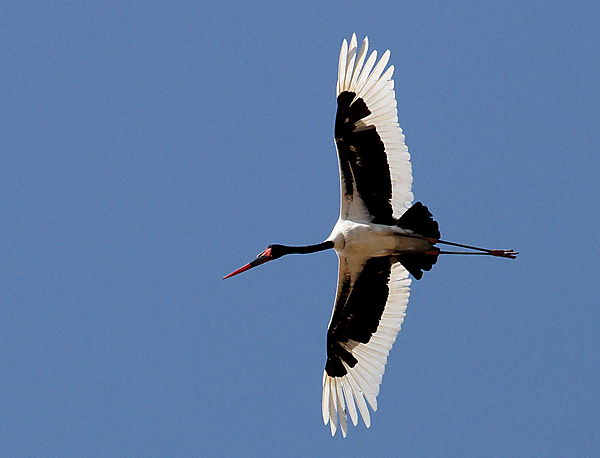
335;35;413;223
323;255;412;435
341;377;359;426
335;378;348;437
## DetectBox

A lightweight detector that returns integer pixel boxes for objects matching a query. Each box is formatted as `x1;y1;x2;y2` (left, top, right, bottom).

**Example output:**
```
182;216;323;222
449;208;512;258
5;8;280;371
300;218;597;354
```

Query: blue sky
2;1;599;456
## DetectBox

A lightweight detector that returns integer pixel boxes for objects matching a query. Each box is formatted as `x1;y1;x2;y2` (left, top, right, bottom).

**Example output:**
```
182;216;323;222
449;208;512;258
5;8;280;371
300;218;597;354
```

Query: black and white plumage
322;34;419;436
224;34;517;437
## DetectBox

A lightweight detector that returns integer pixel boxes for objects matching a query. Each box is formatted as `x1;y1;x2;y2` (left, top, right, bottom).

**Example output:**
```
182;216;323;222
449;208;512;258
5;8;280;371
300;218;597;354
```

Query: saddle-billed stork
224;34;517;437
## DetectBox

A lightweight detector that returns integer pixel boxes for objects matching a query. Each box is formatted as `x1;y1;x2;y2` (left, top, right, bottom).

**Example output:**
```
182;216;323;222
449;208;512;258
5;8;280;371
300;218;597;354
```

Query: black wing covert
325;256;393;377
335;92;394;225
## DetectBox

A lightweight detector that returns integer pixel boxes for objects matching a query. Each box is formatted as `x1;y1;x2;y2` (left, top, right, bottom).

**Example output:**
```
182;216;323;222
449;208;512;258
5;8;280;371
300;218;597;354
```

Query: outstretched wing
335;34;414;225
322;254;412;437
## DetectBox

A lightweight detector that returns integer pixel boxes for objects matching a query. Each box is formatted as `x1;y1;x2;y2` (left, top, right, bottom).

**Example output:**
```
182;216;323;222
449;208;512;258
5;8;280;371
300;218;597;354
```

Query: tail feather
396;202;441;279
397;252;438;280
396;202;440;239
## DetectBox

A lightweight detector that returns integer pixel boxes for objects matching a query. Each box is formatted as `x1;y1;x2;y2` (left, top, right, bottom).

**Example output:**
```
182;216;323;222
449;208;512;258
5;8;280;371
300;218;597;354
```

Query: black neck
282;241;334;255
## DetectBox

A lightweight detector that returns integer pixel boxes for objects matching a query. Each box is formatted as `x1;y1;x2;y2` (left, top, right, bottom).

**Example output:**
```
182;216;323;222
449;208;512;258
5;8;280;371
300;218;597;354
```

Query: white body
328;218;433;258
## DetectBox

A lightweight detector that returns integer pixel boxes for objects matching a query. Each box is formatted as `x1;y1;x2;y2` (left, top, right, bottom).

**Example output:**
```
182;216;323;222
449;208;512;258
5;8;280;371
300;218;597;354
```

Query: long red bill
223;248;273;279
223;263;255;279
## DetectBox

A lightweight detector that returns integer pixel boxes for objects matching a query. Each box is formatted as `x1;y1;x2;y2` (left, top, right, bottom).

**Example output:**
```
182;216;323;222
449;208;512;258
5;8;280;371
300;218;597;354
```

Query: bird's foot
490;249;518;259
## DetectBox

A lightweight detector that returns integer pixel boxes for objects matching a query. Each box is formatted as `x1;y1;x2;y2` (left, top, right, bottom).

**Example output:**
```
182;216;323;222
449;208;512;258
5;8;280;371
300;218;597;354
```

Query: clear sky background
2;1;598;456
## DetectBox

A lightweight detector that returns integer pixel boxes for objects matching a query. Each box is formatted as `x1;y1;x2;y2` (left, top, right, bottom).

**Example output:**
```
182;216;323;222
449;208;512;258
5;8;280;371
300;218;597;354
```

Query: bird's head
223;244;286;279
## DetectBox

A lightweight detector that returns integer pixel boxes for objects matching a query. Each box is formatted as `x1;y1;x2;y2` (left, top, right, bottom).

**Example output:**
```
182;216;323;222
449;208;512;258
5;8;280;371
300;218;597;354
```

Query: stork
224;34;517;437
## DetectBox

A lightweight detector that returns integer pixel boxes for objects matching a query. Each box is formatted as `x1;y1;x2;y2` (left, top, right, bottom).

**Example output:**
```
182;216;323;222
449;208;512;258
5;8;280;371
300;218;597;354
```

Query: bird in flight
224;34;517;437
